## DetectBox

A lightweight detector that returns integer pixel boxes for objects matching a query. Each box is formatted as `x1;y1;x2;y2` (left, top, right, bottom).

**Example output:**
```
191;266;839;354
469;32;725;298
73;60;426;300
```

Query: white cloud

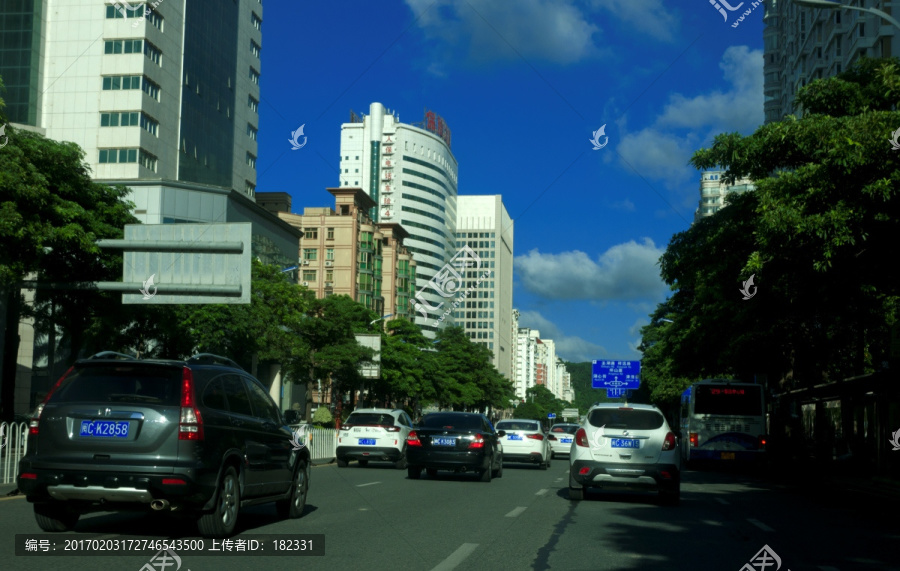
610;198;635;211
514;238;667;301
405;0;600;64
589;0;679;42
517;310;608;362
617;128;697;182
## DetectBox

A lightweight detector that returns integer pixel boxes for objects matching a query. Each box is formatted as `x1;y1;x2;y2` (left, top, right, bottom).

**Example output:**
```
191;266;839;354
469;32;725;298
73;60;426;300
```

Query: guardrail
1;422;28;485
291;425;336;464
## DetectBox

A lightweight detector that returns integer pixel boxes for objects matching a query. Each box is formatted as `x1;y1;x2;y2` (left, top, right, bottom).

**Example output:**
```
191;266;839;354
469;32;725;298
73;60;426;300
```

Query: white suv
337;408;414;469
495;419;551;469
569;403;681;505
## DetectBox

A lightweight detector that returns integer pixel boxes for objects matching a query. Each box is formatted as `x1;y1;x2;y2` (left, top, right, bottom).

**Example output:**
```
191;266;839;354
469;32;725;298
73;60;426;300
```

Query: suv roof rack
88;351;137;360
187;353;244;371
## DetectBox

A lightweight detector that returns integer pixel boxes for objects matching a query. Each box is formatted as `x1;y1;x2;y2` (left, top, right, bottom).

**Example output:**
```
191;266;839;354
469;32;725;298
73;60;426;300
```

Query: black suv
17;352;310;538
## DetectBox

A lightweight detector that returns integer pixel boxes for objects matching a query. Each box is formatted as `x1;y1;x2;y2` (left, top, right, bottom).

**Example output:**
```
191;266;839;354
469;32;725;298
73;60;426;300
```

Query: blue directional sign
607;389;629;399
548;413;556;419
592;360;641;390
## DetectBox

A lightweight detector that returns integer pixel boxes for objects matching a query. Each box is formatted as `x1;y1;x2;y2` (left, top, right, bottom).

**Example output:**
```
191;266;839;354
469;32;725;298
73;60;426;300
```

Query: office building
694;170;757;221
454;195;514;380
763;0;897;123
339;102;458;336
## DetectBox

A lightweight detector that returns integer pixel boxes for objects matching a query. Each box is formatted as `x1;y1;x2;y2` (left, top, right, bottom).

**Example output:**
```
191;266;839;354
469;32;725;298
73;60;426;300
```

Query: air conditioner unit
301;281;310;287
325;261;333;267
301;260;310;265
325;282;333;287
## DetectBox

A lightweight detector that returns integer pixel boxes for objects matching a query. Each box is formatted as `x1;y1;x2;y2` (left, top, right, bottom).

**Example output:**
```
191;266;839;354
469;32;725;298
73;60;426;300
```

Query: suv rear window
347;413;396;426
421;414;482;430
50;365;182;406
587;408;664;431
496;421;539;431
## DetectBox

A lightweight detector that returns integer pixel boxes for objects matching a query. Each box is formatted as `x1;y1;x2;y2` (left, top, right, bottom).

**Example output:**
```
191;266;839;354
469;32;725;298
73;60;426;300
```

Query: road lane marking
555;478;562;481
356;482;381;487
716;498;729;505
536;489;548;496
431;543;478;571
505;507;527;517
748;518;774;532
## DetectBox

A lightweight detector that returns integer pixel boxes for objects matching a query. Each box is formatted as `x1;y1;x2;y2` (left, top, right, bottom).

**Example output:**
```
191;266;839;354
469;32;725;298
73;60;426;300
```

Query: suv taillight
407;431;422;447
178;367;204;441
526;433;544;441
468;434;485;449
30;365;74;435
759;435;767;448
662;432;676;451
574;428;589;447
689;433;699;447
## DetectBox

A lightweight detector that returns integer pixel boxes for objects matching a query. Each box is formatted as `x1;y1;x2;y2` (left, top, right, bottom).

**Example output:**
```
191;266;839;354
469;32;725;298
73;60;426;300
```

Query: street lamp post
369;313;394;327
792;0;900;30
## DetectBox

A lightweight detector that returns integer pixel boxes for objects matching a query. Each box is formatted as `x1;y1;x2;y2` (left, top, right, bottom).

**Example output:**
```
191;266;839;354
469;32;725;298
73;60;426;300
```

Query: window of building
248;95;259;113
246;152;256;169
104;39;143;54
302;270;316;281
142;77;160;100
247;123;257;141
304;228;318;239
326;227;335;239
250;39;261;58
251;12;262;30
302;248;317;261
105;3;142;19
102;75;141;91
326;248;334;260
99;148;138;163
325;270;333;282
139;149;157;172
250;67;260;85
246;181;255;194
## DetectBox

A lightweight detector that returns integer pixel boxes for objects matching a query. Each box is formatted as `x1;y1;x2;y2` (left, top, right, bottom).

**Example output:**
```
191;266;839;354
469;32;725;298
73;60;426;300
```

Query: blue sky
256;0;766;362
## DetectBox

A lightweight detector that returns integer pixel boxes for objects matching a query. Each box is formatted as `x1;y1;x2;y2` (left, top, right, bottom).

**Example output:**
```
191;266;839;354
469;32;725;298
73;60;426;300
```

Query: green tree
377;318;438;412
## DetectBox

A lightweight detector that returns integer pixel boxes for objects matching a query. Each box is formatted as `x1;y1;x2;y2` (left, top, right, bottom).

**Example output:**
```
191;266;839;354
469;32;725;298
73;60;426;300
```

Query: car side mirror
497;430;506;437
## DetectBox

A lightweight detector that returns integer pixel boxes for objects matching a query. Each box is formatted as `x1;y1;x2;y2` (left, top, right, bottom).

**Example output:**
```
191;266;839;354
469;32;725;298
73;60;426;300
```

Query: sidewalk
765;454;900;500
0;483;21;497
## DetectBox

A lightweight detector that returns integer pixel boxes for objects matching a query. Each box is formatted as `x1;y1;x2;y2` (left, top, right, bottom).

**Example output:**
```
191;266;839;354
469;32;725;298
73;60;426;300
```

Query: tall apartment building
261;188;417;320
339;102;458;336
694;170;757;221
515;328;540;402
454;195;514;380
510;309;520;393
763;0;898;124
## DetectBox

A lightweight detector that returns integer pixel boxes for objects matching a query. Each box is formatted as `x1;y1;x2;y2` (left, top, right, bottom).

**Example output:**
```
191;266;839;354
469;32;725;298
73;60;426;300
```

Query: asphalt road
1;459;898;571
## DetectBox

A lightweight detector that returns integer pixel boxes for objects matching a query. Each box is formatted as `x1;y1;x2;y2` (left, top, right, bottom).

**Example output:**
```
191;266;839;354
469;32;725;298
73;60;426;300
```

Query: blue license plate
561;438;572;443
611;438;639;449
358;438;376;445
79;420;129;438
507;434;522;440
432;437;456;446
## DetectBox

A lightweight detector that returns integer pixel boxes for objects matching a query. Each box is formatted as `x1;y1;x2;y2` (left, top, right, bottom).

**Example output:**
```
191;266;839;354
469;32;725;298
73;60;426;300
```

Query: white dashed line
431;543;479;571
536;489;548;496
356;482;381;487
505;507;527;517
747;518;774;532
716;498;729;505
555;478;563;481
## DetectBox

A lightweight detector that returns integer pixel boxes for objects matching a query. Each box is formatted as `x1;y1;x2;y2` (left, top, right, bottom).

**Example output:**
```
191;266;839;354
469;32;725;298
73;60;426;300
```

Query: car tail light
178;367;204;441
385;426;400;432
19;473;37;480
578;467;590;475
575;428;589;447
526;433;544;441
662;432;676;451
407;431;422;447
759;435;767;448
29;365;75;435
660;470;672;480
548;434;557;441
162;478;187;485
689;433;699;447
468;434;485;449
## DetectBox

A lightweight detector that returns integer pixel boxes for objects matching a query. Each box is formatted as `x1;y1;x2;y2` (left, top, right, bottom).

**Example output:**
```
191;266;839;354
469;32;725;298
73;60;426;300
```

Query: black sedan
406;412;505;482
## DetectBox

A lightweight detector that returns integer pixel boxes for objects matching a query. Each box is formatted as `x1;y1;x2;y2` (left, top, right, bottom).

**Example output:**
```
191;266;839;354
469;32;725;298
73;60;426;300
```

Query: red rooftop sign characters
424;110;452;149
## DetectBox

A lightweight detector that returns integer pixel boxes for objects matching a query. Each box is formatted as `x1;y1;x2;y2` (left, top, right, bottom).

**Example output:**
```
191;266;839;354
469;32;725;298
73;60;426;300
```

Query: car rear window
497;421;539;431
551;425;578;434
49;365;182;406
421;414;482;430
587;408;664;430
347;413;395;426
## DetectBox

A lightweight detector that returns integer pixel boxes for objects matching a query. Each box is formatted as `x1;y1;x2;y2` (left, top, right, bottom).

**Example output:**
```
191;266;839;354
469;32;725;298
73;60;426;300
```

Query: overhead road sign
592;360;641;390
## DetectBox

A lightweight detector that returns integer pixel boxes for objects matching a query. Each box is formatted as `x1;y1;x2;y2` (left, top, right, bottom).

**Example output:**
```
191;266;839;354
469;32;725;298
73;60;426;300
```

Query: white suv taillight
574;428;589;447
662;432;676;451
30;365;74;435
178;367;204;441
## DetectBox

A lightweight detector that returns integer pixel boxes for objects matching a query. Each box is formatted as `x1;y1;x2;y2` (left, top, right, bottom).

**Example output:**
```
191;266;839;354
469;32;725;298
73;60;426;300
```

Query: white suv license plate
507;434;522;440
611;438;639;449
358;438;376;445
432;437;456;446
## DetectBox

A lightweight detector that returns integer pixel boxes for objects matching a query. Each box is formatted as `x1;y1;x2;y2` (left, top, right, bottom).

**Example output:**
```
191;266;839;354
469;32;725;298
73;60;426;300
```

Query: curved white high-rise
340;102;458;336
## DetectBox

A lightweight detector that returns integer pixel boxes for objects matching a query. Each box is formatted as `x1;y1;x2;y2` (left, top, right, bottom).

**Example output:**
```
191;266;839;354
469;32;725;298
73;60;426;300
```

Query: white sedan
547;423;580;458
495;419;551;469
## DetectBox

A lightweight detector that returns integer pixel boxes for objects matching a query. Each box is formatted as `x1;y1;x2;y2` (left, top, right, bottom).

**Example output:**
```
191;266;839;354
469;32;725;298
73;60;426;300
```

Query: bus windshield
694;385;762;416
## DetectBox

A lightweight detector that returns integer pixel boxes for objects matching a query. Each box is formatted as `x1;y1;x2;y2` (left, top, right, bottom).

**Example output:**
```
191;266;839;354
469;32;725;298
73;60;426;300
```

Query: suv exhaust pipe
150;499;170;511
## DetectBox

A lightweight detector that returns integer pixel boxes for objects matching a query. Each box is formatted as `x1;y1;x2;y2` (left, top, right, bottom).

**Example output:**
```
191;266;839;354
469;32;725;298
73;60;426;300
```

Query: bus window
694;385;762;416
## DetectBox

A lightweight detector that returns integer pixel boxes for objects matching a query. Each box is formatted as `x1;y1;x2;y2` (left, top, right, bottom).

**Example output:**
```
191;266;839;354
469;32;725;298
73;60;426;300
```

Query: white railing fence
292;425;336;464
1;422;29;485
